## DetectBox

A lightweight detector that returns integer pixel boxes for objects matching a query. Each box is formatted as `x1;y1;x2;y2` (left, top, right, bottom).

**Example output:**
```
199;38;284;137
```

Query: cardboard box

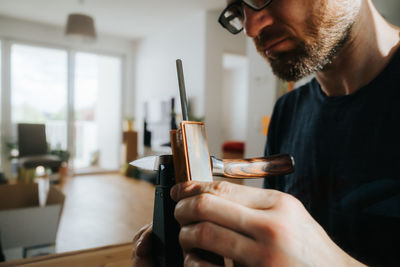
0;184;64;260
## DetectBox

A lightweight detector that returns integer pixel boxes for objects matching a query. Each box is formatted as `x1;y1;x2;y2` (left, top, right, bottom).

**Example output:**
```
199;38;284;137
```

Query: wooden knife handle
214;154;294;179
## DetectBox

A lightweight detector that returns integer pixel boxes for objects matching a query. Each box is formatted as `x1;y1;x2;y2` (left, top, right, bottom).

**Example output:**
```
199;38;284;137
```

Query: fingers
174;193;265;238
133;223;152;244
131;256;155;267
171;181;281;210
133;223;153;258
179;221;260;267
184;252;223;267
131;223;154;267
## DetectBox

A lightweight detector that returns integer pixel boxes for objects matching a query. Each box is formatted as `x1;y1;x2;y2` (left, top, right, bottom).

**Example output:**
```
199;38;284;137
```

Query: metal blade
211;156;223;176
130;155;160;171
176;59;189;121
181;122;213;182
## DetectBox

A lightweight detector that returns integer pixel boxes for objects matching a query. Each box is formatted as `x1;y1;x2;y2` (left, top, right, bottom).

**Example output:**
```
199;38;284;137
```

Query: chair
17;123;62;179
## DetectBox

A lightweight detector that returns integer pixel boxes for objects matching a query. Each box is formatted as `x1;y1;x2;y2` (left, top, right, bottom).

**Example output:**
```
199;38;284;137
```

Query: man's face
238;0;361;81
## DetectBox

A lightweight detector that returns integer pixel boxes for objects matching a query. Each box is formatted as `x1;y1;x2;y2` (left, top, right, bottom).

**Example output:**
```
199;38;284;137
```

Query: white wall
373;0;400;26
204;10;246;158
244;39;277;188
135;12;207;154
97;56;122;170
222;55;248;142
244;39;277;158
135;10;246;157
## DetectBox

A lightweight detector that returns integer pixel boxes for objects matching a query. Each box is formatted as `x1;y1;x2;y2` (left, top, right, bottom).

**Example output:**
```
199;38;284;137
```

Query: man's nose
243;6;274;38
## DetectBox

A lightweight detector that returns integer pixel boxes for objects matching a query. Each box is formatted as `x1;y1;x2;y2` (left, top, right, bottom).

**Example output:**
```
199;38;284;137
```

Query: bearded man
133;0;400;266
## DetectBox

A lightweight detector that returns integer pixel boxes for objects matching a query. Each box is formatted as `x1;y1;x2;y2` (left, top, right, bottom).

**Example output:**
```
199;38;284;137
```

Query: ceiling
0;0;398;41
0;0;226;40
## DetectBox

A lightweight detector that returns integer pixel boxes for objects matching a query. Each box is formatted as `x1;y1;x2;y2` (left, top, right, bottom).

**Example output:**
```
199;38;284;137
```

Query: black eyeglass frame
218;0;274;34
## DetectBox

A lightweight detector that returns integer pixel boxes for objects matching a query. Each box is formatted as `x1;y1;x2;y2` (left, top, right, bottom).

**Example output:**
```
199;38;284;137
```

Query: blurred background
0;0;399;177
0;0;399;264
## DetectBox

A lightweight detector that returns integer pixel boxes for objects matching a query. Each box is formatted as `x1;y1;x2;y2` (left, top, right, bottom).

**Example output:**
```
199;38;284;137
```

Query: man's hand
171;181;365;267
131;223;155;267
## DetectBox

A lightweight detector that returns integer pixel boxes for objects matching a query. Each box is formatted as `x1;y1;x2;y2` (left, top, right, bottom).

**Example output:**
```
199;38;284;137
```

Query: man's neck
316;0;400;97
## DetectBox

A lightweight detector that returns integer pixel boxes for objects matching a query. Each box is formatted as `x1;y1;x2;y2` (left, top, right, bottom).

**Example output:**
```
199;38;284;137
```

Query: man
133;0;400;266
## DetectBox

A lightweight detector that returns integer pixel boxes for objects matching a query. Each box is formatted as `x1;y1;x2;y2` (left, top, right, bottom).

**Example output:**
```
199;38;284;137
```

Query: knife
130;153;294;179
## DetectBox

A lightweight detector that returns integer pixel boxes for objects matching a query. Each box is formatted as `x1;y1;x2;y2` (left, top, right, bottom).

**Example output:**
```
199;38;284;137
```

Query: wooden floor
56;173;155;253
1;243;133;267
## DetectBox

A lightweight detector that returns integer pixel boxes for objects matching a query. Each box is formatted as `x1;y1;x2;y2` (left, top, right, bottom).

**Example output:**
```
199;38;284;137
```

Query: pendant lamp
65;13;97;41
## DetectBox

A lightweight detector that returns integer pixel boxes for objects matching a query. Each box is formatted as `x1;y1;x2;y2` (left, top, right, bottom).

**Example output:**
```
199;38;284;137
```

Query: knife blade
130;155;161;171
130;154;294;179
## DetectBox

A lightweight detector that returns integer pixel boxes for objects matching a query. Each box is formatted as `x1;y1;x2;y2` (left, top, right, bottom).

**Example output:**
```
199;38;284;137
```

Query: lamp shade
65;13;97;40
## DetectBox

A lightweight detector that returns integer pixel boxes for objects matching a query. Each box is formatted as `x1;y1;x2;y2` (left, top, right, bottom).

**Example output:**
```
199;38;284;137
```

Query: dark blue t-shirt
264;49;400;266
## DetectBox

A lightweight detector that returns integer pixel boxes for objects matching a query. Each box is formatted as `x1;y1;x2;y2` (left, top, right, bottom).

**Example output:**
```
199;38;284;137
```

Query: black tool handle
152;160;183;267
151;156;225;266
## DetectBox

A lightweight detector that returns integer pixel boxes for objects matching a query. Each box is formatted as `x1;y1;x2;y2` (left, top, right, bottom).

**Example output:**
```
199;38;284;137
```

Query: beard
254;2;359;81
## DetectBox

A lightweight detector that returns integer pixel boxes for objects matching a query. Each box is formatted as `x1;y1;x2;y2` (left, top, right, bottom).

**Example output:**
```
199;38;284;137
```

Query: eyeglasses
218;0;274;34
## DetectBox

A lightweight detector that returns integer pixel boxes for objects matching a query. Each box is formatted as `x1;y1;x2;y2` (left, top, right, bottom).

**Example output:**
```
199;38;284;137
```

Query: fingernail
135;239;142;256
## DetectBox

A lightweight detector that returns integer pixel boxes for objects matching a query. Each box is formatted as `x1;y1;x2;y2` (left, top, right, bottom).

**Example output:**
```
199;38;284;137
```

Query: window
74;52;122;170
11;44;68;150
7;43;122;173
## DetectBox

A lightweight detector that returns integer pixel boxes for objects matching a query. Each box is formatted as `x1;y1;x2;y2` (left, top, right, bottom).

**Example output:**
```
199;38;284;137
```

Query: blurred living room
0;0;399;266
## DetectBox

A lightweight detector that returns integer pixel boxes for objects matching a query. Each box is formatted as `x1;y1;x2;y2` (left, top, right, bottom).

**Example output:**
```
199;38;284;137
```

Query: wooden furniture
123;130;138;163
0;242;133;267
123;131;138;176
